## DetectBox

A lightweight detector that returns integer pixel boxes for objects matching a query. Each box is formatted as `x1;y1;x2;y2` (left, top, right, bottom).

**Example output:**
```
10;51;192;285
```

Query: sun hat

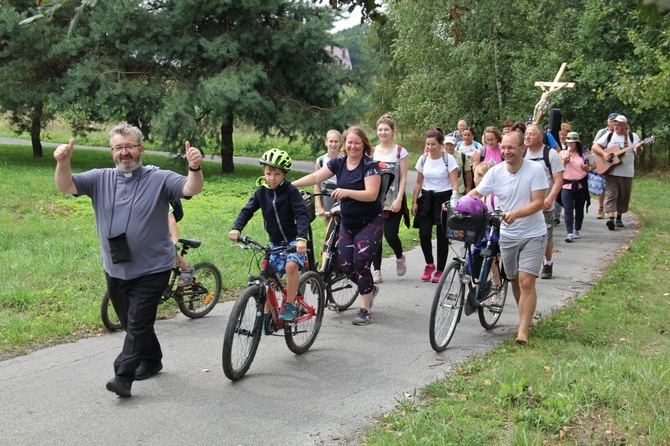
445;136;457;145
565;132;580;142
613;115;627;123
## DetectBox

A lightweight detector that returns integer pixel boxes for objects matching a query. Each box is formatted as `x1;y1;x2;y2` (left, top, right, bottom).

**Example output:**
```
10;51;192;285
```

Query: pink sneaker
421;264;435;281
431;270;442;283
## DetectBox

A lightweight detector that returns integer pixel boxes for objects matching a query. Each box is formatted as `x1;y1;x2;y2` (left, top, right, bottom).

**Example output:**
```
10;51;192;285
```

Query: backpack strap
397;145;403;159
419;153;427;169
441;152;450;168
604;131;634;147
419;152;451;169
542;145;552;177
522;145;553;176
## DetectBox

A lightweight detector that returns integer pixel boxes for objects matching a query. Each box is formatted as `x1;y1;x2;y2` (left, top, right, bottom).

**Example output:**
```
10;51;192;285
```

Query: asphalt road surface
0;137;638;445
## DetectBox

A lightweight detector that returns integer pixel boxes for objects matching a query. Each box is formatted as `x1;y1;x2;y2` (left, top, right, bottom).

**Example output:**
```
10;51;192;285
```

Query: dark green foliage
0;2;82;156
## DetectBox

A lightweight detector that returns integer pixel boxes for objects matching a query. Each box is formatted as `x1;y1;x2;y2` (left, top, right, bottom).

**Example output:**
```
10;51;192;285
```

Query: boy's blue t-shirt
327;154;382;231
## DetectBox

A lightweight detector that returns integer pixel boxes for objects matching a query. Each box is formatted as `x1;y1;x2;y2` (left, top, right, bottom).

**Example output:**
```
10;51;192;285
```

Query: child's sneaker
565;233;573;243
421;264;436;281
431;270;442;283
352;308;372;325
278;302;296;321
573;230;580;239
396;256;407;276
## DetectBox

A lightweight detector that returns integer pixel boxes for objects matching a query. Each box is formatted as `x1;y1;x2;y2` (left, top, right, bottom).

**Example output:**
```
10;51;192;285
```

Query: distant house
325;45;353;70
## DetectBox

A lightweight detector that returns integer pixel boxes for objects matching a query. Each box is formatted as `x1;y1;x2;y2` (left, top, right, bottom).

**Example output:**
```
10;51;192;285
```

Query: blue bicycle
429;207;509;352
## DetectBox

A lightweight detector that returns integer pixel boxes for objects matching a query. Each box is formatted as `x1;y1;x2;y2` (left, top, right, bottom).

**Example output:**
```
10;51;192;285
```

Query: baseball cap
445;136;457;145
614;115;627;123
608;113;619;120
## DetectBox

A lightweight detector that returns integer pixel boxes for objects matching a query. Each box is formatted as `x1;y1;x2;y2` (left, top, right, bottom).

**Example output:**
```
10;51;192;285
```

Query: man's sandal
178;267;195;287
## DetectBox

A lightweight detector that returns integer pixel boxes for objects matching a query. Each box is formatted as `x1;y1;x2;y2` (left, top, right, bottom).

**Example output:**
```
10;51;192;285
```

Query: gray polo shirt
73;165;187;280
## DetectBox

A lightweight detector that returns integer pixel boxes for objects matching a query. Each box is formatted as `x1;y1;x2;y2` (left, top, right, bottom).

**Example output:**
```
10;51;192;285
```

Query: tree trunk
30;104;44;158
493;24;504;109
220;111;235;174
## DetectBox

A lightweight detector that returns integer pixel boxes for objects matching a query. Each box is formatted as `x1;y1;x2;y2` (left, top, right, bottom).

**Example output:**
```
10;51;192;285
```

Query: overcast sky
331;8;364;32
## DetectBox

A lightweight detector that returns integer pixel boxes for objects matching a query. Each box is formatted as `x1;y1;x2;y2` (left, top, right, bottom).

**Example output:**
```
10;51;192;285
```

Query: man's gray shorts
500;234;547;279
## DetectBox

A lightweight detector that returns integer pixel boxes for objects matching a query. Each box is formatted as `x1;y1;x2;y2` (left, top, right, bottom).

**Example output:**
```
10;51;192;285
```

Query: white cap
445;136;457;145
614;115;627;123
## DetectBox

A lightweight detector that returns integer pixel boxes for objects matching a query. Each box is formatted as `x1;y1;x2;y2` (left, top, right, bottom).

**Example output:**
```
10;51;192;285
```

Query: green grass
0;143;419;357
360;174;670;445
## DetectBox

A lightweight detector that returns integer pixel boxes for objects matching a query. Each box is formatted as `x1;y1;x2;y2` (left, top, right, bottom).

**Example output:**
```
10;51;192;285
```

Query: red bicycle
221;236;325;381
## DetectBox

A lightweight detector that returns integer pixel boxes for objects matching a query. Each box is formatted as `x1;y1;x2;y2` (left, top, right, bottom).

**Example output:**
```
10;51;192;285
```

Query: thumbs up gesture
54;139;75;162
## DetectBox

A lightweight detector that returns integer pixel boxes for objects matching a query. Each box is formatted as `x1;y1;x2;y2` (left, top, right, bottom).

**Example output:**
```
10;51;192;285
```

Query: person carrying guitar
590;115;643;230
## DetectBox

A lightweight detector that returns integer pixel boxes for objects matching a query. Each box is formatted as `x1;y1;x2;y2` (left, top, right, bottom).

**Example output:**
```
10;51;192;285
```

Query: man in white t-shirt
591;112;618;219
591;114;642;230
470;130;548;344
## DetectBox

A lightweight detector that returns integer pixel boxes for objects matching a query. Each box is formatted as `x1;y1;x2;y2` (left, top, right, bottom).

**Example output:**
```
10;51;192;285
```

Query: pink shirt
482;145;503;165
560;151;587;189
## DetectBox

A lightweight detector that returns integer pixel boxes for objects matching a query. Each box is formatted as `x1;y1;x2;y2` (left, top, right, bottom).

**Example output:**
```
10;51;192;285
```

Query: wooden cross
532;63;575;124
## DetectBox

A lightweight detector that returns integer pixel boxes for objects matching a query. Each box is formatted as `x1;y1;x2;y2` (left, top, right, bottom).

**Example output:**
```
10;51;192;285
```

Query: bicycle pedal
327;304;340;312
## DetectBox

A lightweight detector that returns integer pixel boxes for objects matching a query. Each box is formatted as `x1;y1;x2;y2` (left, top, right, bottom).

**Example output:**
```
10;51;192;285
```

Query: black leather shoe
135;361;163;381
106;376;132;397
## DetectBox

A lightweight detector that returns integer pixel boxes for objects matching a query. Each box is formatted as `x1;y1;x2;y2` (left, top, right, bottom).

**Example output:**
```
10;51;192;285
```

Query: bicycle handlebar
234;235;306;255
304;190;342;218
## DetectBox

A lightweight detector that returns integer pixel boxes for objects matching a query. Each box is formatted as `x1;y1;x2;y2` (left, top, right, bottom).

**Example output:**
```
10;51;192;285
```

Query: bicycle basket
445;206;488;243
302;191;317;222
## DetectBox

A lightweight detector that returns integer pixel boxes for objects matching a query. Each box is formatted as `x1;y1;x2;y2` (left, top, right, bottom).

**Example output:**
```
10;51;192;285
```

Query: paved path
0;137;638;445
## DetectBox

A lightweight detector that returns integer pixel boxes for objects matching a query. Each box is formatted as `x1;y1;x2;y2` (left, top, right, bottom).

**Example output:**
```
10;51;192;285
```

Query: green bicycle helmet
259;148;292;172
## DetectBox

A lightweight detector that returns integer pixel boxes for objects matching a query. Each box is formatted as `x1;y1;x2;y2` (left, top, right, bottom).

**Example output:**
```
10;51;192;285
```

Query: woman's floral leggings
338;215;384;295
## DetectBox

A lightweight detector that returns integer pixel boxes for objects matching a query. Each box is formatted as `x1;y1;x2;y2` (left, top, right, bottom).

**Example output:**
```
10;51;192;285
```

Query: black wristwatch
189;166;202;172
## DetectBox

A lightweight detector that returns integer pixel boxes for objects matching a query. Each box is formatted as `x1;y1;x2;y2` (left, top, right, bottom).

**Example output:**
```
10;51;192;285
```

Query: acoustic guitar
593;136;655;175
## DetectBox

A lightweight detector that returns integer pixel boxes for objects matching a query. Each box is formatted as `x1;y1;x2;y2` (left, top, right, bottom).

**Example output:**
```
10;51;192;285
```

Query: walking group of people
53;110;643;396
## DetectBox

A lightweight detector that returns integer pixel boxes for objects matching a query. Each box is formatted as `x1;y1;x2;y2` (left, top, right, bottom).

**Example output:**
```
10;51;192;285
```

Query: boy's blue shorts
269;240;306;275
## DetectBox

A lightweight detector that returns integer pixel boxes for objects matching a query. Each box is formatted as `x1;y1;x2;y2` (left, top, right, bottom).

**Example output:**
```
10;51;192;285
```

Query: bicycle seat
179;238;201;248
329;203;341;217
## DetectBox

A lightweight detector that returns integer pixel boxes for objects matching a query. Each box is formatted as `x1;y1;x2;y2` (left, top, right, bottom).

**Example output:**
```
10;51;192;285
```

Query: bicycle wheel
326;272;359;311
178;261;222;318
324;249;358;311
478;256;509;329
101;292;123;331
285;271;325;354
429;262;464;352
222;286;263;381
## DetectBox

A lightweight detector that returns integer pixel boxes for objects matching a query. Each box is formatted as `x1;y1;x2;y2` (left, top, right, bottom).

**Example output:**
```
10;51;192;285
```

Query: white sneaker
573;230;580;239
396;256;406;276
565;233;573;243
372;269;382;284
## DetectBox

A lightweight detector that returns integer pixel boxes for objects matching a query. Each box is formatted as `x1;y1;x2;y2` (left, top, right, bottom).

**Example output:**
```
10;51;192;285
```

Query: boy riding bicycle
228;149;310;321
